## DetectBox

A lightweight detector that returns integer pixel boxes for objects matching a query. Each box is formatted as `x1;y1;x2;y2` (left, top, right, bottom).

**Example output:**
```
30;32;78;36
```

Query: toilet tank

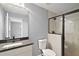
38;39;47;49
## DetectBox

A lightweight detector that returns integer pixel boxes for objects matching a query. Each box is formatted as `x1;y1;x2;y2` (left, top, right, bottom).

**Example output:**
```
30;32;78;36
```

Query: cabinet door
0;45;32;56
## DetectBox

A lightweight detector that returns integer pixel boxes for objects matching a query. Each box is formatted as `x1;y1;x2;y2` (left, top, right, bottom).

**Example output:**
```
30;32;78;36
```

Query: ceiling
1;3;79;17
0;3;29;16
35;3;79;15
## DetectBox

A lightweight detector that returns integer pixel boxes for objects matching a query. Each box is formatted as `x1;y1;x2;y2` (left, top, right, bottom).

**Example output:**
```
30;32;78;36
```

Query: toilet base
42;49;56;56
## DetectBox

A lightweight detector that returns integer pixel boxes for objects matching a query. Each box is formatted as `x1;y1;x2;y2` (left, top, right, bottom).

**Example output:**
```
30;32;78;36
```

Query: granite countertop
0;39;33;52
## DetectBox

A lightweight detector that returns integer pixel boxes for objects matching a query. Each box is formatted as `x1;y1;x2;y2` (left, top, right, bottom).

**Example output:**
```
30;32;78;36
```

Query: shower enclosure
48;9;79;56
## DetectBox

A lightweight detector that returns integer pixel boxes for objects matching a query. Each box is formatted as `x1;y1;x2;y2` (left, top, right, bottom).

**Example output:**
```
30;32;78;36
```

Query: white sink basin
2;42;23;49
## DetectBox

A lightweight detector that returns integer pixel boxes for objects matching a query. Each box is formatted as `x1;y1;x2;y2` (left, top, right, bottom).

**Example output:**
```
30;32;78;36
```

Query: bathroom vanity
0;39;33;56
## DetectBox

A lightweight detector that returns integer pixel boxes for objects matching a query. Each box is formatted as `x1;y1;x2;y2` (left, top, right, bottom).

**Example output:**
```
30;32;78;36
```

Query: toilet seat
42;49;56;56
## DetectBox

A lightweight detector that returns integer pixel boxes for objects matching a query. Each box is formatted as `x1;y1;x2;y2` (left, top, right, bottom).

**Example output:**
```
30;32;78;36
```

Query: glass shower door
65;12;79;56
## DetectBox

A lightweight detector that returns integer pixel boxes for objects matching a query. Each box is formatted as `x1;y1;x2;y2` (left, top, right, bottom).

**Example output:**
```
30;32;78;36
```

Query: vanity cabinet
0;45;32;56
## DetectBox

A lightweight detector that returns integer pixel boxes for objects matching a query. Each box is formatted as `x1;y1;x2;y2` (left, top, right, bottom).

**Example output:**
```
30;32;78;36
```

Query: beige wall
48;11;57;18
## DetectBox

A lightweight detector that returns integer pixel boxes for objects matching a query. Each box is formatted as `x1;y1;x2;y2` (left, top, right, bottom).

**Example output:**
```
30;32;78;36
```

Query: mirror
0;3;29;42
6;13;29;39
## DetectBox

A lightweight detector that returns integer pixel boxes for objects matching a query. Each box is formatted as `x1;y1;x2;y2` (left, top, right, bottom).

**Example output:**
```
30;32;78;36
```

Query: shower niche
48;16;62;35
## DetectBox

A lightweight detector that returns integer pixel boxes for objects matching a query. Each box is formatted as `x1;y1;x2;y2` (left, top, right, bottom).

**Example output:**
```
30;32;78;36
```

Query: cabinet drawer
0;45;32;56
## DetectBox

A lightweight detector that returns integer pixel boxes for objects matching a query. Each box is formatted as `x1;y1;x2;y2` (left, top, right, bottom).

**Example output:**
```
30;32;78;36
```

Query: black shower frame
48;9;79;56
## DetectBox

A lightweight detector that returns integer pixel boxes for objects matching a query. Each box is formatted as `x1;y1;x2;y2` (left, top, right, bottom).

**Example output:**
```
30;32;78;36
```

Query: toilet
38;39;56;56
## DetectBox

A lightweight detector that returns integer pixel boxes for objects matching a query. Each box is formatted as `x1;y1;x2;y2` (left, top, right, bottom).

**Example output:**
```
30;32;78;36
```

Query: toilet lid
42;49;56;56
